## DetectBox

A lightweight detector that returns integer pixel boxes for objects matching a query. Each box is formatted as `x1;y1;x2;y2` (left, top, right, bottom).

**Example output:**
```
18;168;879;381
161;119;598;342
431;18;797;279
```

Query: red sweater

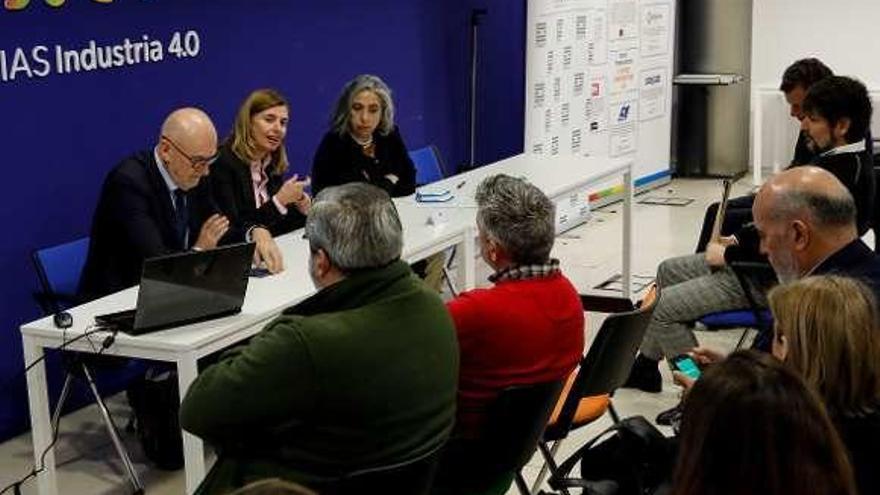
446;273;585;437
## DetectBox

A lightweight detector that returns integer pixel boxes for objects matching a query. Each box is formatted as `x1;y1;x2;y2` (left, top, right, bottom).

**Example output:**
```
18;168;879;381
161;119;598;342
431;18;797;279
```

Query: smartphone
249;266;272;278
672;354;702;380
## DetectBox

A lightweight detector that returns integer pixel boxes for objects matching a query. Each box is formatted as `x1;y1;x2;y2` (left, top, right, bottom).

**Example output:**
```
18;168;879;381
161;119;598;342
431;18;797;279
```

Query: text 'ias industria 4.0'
0;30;201;83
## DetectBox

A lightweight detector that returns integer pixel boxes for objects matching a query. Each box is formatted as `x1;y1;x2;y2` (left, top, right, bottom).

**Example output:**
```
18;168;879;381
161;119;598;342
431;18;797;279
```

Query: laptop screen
132;242;255;332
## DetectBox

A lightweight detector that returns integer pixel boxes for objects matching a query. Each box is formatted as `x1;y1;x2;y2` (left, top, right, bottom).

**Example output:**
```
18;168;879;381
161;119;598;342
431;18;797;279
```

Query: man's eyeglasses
162;135;218;170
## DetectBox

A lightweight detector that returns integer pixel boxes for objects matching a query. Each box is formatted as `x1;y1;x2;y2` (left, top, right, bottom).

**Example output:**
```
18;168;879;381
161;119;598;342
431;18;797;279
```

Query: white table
407;153;634;297
20;153;632;495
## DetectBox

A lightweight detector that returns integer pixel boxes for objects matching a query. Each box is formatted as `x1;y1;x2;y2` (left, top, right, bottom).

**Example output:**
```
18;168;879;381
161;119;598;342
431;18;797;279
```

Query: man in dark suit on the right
751;166;880;295
626;166;880;395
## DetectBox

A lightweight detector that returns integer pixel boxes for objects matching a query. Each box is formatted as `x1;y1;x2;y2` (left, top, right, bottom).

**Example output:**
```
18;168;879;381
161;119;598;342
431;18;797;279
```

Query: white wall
750;0;880;177
752;0;880;89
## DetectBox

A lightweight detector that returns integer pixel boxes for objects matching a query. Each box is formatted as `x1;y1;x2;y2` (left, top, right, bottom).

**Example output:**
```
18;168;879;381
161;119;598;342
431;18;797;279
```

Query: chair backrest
432;379;565;493
545;285;660;440
482;379;566;472
325;443;443;495
409;145;446;185
31;236;90;313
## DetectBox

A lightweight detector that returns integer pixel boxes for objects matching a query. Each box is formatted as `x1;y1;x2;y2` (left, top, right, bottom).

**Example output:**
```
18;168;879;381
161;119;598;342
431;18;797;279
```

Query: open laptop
95;242;255;335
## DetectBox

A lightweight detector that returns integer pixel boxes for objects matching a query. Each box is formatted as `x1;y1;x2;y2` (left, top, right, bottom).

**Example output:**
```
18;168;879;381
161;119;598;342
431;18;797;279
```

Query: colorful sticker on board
5;0;113;10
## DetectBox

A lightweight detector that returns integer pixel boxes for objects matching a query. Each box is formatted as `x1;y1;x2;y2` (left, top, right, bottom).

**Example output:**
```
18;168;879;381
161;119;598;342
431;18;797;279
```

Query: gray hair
330;74;395;137
305;183;403;271
771;189;856;228
475;174;556;265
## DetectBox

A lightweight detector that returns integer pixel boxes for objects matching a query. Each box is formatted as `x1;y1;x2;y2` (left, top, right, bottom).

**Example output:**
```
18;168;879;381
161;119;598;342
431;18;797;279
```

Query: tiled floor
0;177;756;495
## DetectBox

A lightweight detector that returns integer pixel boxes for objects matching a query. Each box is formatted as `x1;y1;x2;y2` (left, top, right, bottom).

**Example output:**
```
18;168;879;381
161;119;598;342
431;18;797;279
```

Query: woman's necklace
351;133;373;148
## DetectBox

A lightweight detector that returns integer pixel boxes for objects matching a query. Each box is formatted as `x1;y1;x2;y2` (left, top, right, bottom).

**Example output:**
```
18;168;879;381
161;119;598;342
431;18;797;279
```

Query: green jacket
180;261;459;494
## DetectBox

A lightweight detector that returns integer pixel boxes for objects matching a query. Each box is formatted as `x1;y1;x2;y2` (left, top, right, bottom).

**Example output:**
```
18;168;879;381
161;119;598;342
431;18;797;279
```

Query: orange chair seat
547;369;610;429
569;394;609;427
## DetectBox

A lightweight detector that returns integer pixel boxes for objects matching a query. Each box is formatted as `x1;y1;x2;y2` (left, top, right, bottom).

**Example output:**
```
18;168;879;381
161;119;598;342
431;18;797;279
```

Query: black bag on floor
127;367;184;470
548;416;674;495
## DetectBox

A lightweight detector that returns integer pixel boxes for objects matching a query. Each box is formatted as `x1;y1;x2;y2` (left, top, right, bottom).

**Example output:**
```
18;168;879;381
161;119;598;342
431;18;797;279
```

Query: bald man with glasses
80;107;283;301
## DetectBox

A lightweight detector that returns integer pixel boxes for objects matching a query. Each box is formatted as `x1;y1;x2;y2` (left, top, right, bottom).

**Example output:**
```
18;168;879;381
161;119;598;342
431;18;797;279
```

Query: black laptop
95;242;255;335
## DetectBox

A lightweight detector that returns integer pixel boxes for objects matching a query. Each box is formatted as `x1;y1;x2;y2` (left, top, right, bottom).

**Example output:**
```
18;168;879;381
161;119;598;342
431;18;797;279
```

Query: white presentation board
525;0;676;198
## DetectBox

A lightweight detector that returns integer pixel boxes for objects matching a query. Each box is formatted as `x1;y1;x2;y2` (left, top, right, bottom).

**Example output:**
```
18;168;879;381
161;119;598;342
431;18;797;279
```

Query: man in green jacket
180;183;459;494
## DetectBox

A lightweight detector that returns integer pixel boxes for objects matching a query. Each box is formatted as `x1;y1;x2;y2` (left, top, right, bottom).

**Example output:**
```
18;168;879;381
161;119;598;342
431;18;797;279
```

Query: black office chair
321;443;445;495
432;380;565;495
531;286;659;495
31;237;145;495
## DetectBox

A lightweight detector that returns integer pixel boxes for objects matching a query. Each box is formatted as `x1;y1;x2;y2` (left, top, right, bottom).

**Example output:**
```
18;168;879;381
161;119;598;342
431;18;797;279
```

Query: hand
275;175;311;206
251;227;284;274
193;214;229;250
672;371;696;394
293;192;312;215
704;238;732;267
719;235;738;247
691;346;726;366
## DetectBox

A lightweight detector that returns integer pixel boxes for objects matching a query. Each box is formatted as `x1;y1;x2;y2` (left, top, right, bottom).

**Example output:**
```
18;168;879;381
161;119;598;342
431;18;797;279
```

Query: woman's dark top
834;407;880;495
311;126;416;198
210;143;306;237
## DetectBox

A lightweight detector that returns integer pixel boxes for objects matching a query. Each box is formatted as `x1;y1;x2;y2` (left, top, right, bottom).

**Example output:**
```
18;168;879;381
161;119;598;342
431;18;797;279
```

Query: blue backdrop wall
0;0;524;441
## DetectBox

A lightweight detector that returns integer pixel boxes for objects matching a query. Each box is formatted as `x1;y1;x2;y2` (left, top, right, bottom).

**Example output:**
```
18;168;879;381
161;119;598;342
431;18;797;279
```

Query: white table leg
622;168;633;299
177;355;205;495
23;337;57;495
460;227;477;290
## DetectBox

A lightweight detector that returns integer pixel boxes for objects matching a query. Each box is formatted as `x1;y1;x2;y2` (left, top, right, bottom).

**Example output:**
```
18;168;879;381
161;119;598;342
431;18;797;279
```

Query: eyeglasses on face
161;135;218;170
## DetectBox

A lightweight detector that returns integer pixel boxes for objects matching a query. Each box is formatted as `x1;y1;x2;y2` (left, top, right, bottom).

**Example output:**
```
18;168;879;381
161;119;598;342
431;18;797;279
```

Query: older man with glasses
79;107;282;301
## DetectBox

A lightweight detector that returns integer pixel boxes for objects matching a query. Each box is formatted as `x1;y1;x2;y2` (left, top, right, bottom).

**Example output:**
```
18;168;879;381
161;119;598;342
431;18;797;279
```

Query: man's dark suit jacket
812;238;880;301
210;144;306;238
79;150;240;302
750;238;880;352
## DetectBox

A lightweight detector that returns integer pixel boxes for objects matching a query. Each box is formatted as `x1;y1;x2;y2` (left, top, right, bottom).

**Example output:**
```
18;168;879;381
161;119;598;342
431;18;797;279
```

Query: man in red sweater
446;174;585;438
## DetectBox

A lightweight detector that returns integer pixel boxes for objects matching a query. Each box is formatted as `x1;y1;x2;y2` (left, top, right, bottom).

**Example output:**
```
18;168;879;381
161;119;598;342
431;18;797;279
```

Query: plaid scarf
489;258;561;283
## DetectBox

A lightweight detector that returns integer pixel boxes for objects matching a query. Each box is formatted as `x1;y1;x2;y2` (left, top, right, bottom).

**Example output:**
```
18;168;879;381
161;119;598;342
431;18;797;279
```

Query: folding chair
432;380;565;495
529;286;660;495
31;237;145;494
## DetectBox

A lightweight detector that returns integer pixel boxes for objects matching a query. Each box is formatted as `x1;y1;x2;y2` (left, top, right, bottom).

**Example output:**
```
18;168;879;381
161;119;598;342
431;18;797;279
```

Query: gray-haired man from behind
181;183;459;494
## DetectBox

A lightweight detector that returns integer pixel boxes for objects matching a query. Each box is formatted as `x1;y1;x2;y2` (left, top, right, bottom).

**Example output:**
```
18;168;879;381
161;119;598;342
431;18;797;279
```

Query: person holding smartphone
672;350;856;495
672;275;880;495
